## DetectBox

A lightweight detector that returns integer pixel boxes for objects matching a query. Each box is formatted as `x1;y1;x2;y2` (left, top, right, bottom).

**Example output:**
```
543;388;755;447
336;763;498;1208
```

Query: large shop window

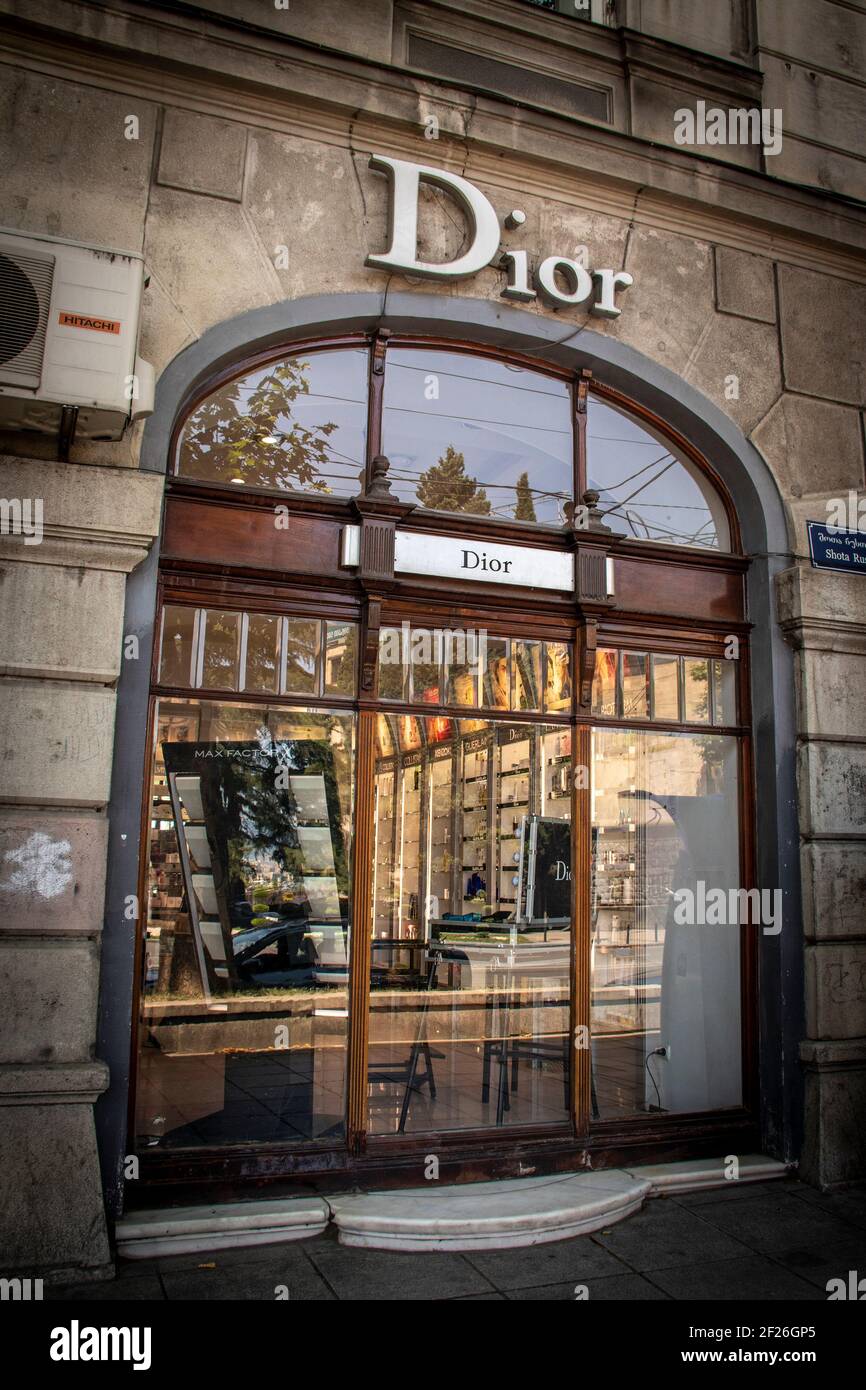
367;627;574;1135
590;728;742;1117
139;700;356;1149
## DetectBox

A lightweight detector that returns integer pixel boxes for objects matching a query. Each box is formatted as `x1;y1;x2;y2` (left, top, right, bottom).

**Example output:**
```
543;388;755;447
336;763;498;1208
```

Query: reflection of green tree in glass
514;471;537;522
417;444;492;515
324;626;357;697
180;359;339;492
687;661;709;721
201;613;239;687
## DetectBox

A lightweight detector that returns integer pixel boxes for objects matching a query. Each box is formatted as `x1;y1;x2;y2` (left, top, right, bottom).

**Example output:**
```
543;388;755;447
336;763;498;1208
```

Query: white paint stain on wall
0;831;73;899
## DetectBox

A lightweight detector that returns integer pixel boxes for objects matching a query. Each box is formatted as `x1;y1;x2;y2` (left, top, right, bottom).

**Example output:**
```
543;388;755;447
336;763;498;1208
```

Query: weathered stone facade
0;0;864;1277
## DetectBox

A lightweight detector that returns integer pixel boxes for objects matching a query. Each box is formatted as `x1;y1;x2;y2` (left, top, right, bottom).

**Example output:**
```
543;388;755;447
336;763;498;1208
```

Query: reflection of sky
587;398;719;548
382;350;573;523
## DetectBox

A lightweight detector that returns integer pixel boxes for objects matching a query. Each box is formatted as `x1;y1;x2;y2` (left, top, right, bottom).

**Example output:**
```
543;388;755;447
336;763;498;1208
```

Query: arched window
173;340;732;552
380;348;573;524
176;346;369;496
587;395;730;550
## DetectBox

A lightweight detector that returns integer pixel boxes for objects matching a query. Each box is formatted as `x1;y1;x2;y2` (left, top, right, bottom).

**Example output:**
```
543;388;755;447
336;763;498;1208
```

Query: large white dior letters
365;154;633;319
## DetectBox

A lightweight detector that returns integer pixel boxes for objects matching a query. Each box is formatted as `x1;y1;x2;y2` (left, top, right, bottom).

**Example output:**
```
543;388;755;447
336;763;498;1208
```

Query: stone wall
0;0;864;1277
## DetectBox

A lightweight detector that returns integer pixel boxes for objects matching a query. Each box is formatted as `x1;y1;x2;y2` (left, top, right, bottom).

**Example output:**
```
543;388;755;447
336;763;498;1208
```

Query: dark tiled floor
49;1178;866;1302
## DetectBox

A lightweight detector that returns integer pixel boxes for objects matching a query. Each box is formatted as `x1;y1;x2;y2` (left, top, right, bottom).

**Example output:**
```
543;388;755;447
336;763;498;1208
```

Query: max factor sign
365;154;633;318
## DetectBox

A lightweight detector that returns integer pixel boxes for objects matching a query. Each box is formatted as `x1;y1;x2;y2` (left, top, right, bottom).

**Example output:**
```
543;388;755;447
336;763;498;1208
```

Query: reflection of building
3;0;864;1281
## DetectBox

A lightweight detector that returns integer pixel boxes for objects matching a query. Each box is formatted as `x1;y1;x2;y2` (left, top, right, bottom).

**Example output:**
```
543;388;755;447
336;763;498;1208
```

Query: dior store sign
365;154;634;319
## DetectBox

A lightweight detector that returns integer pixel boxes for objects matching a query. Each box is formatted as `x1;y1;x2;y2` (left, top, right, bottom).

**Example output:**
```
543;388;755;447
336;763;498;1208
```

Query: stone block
245;130;385;301
0;938;100;1064
0;68;154;251
144;184;279;336
764;134;866;204
761;53;866;162
157;108;247;201
683;313;781;434
800;1042;866;1189
778;265;866;405
0;810;107;936
805;941;866;1039
202;0;393;61
637;0;753;61
797;739;866;838
629;77;759;171
0;561;125;681
0;1101;111;1277
776;562;866;631
0;679;116;808
0;458;163;570
801;842;866;941
137;270;198;380
714;247;776;322
752;395;864;499
759;0;866;81
610;225;717;378
797;647;866;740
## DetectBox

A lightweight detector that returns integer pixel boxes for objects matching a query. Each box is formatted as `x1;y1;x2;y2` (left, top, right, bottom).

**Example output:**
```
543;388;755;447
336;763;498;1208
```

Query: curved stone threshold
116;1155;790;1259
330;1170;650;1252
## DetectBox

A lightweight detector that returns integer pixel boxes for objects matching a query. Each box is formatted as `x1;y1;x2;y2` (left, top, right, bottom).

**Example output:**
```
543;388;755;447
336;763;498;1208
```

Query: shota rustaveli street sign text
365;154;634;319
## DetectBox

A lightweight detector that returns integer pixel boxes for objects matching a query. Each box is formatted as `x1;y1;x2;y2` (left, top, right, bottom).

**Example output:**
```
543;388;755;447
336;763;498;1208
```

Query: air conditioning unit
0;228;155;442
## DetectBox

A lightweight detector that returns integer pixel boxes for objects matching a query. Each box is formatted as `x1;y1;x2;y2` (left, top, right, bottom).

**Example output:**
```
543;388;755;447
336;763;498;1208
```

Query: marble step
116;1197;329;1260
115;1155;791;1258
628;1154;790;1193
329;1170;652;1252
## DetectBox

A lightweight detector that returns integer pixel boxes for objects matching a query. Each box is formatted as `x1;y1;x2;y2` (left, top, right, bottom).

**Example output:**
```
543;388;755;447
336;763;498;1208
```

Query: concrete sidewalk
48;1177;866;1301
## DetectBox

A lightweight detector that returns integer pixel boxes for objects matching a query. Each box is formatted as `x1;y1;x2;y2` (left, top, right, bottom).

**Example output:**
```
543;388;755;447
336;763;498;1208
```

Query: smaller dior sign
365;155;633;319
341;525;615;594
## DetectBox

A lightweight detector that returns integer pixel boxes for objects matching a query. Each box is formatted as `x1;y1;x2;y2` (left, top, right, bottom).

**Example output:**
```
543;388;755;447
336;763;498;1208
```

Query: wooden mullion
346;709;376;1154
572;721;592;1138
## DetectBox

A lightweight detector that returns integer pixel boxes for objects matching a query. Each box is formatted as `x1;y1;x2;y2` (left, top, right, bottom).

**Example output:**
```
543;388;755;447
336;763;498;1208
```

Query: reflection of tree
687;661;709;722
180;359;339;492
417;444;491;515
514;471;537;522
217;742;350;902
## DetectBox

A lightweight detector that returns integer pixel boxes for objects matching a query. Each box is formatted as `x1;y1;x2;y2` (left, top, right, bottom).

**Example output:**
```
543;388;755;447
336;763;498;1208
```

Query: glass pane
587;396;729;550
284;618;319;695
444;628;479;707
544;641;572;713
712;659;737;725
481;636;509;710
591;728;742;1117
201;610;240;691
136;699;355;1150
159;605;197;687
382;348;574;525
592;648;618;717
409;626;441;705
683;658;710;723
369;718;571;1134
378;626;406;701
323;622;357;697
621;651;649;719
176;348;368;497
243;614;280;694
513;639;542;711
651;653;679;721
